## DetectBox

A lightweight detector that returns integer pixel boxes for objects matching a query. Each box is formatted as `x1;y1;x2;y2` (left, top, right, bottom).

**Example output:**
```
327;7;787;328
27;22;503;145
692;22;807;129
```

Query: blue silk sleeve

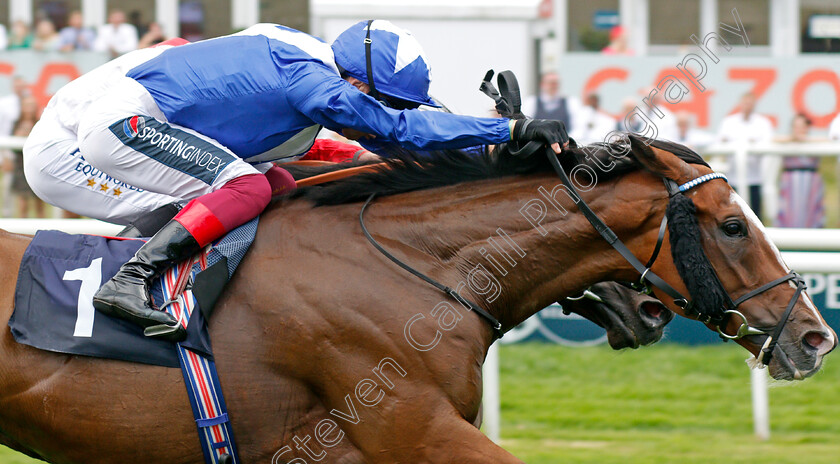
285;63;511;151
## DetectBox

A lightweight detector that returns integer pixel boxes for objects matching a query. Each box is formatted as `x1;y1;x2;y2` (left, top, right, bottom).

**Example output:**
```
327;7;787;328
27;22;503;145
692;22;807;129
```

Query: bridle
356;144;805;366
544;146;805;366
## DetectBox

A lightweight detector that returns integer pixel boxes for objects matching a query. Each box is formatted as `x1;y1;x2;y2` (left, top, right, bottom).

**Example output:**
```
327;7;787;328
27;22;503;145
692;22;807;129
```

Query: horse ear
627;134;700;184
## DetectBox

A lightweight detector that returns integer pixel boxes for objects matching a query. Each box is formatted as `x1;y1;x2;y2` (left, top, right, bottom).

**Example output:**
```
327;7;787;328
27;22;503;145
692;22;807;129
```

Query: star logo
99;183;109;192
369;21;428;74
112;187;123;197
86;178;96;187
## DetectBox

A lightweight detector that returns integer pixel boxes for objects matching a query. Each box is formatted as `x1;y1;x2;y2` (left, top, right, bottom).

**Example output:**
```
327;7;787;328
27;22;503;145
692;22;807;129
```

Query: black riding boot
93;219;201;341
116;203;182;238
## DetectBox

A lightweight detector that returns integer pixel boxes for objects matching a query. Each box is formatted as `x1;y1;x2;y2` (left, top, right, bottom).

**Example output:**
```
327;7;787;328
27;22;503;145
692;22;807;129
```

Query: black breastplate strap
545;149;690;309
359;194;504;340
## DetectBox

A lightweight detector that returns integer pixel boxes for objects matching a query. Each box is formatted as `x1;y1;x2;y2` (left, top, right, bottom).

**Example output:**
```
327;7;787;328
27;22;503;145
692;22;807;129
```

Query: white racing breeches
24;76;260;225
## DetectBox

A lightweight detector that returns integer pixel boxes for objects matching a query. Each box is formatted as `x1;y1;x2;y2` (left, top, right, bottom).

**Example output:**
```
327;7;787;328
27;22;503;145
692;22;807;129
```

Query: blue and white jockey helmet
332;20;440;108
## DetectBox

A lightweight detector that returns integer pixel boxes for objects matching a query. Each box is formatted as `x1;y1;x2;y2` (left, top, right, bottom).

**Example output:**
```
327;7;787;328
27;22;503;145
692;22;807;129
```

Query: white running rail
2;136;838;445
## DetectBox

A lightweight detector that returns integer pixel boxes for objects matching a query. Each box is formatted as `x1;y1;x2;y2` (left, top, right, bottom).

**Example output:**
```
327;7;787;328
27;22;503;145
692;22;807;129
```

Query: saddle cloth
9;218;258;367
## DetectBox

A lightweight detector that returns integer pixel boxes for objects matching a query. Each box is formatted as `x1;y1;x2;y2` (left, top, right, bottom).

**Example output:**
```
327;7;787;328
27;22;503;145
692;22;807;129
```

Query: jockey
23;21;568;341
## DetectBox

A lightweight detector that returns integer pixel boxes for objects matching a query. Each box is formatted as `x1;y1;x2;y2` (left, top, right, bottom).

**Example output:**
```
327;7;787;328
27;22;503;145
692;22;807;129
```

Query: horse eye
722;220;745;237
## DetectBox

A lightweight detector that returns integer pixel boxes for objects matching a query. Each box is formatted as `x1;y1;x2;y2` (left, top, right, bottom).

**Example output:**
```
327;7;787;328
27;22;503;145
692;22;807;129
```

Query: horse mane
284;136;710;206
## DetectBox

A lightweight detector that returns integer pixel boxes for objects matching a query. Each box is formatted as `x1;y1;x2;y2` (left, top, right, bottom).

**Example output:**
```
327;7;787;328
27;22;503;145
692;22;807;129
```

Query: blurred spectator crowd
0;18;839;229
521;69;840;229
0;9;167;56
0;76;45;218
0;9;170;218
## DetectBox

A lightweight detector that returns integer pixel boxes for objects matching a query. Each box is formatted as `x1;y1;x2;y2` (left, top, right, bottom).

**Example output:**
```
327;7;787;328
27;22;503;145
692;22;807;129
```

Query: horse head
563;282;673;349
623;134;836;380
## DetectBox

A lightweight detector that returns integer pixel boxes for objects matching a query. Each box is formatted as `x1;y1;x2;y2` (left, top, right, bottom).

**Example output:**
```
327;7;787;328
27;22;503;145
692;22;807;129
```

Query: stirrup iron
144;321;187;341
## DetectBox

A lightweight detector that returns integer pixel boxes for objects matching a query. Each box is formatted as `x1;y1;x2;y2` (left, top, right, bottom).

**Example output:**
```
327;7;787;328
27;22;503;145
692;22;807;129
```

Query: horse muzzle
751;325;837;380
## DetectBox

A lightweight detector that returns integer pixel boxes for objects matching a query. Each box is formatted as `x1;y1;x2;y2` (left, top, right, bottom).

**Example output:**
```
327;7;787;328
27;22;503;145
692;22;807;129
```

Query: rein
545;150;689;309
289;160;505;339
293;162;387;187
359;194;504;339
544;147;804;366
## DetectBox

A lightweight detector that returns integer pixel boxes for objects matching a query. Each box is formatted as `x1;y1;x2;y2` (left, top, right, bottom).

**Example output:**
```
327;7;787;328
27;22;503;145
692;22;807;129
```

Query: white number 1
63;258;103;338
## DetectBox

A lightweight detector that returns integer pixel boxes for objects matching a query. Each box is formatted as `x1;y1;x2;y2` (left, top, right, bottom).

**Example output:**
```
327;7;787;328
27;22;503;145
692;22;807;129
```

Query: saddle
10;219;257;367
9;155;376;366
9;222;258;464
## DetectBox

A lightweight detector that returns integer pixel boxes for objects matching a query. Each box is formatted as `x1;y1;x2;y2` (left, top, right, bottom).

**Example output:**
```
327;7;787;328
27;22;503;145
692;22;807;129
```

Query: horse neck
369;172;666;333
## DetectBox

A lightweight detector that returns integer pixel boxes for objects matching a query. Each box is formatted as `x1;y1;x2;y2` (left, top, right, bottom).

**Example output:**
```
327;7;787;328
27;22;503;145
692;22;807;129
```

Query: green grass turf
0;448;39;464
1;343;836;463
498;343;840;464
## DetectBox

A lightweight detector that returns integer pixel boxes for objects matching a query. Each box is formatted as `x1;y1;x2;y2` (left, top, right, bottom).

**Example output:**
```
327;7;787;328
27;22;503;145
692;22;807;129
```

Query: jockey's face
345;77;371;95
343;76;421;111
341;76;376;140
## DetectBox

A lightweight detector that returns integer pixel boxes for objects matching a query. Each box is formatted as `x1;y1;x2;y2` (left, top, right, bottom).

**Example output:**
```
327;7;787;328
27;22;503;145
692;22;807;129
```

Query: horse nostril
803;331;831;354
641;301;664;320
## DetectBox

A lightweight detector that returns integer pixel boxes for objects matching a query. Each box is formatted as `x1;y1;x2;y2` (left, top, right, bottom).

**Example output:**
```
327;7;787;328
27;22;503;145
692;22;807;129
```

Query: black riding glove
511;119;569;148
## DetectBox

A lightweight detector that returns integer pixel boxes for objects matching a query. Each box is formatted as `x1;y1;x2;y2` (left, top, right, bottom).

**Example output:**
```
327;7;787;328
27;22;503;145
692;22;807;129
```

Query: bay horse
0;135;834;463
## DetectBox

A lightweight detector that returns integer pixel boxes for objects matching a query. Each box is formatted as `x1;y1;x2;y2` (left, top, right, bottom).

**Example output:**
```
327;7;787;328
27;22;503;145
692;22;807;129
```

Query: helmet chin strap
364;20;381;102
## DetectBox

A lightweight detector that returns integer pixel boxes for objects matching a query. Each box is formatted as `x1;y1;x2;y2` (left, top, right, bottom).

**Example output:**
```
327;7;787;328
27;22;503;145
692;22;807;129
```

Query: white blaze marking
730;192;833;340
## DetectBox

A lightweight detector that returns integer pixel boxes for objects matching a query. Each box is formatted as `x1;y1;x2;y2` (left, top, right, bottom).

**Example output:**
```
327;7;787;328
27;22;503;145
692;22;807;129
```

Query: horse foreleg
359;411;521;464
415;417;523;464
